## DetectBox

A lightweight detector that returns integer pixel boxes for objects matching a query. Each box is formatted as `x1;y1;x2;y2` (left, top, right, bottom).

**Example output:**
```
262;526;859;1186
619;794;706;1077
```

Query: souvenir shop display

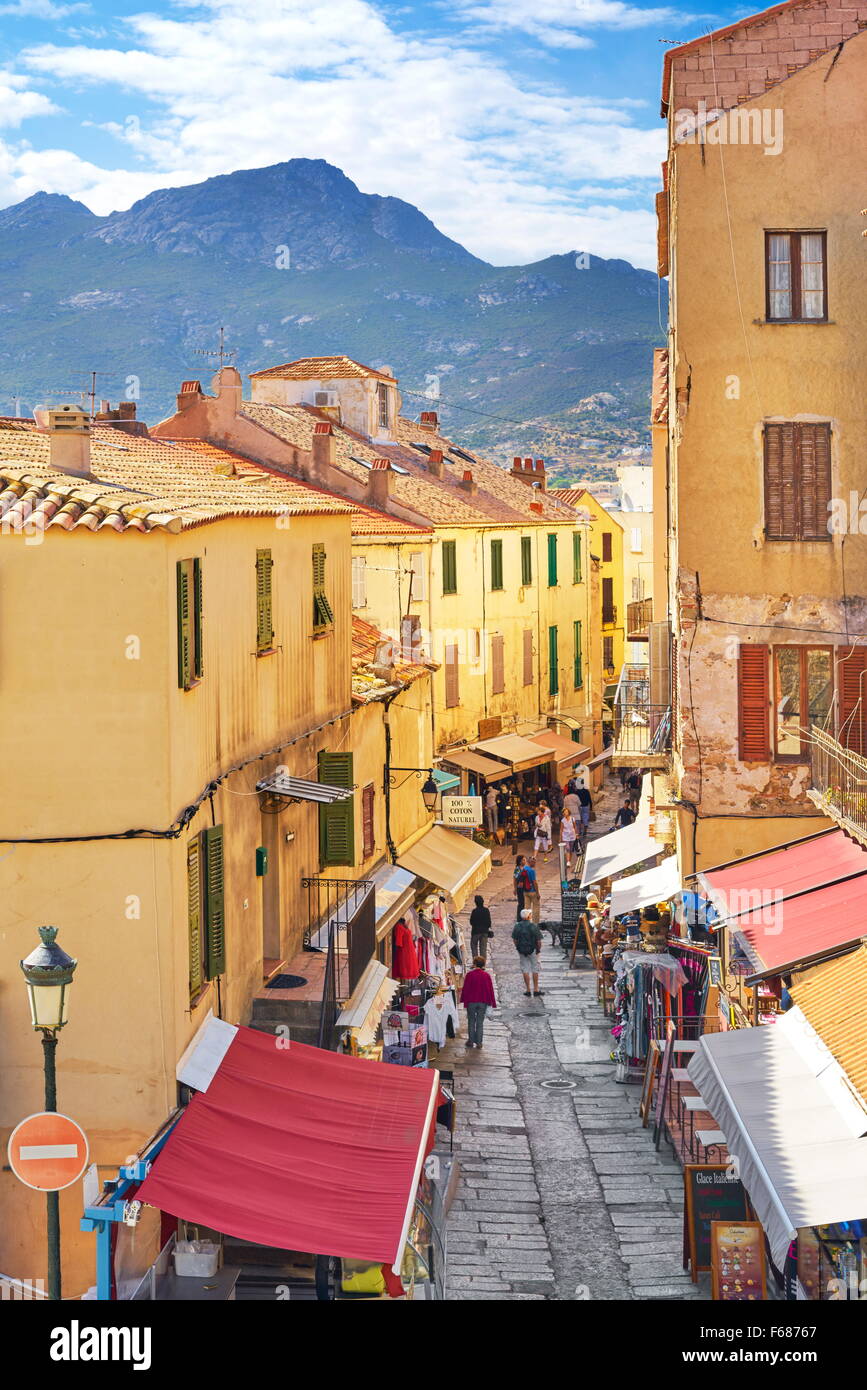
377;892;467;1070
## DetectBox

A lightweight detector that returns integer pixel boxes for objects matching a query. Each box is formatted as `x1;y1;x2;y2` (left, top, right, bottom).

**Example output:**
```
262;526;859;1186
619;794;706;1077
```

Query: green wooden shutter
490;539;503;590
574;620;583;688
547;533;558;587
203;825;225;978
187;838;203;997
442;541;457;595
548;625;559;696
256;549;274;653
318;751;355;867
521;536;532;586
313;544;334;630
572;532;582;583
192;558;203;679
177;559;192;688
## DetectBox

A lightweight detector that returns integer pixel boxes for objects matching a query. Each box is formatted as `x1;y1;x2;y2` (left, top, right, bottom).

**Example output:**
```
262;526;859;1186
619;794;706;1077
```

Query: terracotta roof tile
351;614;436;703
249;356;396;383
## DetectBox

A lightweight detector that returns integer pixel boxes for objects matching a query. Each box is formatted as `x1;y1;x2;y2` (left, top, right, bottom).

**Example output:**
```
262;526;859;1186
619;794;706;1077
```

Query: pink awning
137;1024;438;1268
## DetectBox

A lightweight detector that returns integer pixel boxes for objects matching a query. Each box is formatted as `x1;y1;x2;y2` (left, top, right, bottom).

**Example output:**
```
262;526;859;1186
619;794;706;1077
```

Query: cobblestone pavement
437;775;710;1301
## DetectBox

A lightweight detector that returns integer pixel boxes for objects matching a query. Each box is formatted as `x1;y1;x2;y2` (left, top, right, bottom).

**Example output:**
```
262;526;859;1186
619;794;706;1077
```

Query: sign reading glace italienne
441;795;483;828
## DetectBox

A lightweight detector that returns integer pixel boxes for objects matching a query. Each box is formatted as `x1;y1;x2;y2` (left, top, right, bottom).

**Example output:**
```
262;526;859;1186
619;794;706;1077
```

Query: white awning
687;1009;867;1270
337;961;398;1045
370;862;417;939
609;856;681;915
470;733;552;771
581;820;662;887
397;824;491;912
256;773;353;804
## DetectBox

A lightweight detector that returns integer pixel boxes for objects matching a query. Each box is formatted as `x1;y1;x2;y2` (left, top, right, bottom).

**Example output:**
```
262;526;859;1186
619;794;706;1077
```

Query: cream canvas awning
440;749;512;782
397;824;491;912
470;734;552;771
527;730;591;765
581;821;662;887
609;856;681;916
337;961;399;1045
688;1010;867;1271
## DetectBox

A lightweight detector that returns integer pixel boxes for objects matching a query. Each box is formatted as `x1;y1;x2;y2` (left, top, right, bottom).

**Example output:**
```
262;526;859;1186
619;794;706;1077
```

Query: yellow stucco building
654;0;867;871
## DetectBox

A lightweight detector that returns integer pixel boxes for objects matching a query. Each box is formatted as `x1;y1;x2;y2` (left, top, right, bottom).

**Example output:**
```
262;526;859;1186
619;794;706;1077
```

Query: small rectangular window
548;625;559;696
547;533;558;587
603;636;614;671
177;557;203;689
630;527;642;553
523;629;533;686
362;784;375;860
602;577;615;625
445;643;460;707
351;555;367;609
490;538;504;591
573;620;583;689
377;381;390;429
773;645;832;760
256;549;274;654
572;532;582;583
602;532;613;563
766;230;827;322
409;551;426;601
313;543;334;632
763;422;832;542
442;540;457;595
521;535;532;586
491;633;505;695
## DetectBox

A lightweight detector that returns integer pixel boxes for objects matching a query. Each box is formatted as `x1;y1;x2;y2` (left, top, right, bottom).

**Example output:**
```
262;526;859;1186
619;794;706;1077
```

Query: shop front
81;1016;448;1301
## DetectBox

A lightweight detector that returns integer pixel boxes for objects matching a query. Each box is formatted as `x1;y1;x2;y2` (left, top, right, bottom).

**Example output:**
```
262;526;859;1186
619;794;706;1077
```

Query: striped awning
256;773;353;804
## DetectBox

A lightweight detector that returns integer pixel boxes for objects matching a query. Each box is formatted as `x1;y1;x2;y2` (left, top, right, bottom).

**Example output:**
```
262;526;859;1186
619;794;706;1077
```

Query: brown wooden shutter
798;423;832;541
602;532;612;563
764;423;797;540
837;647;867;754
445;643;459;708
491;634;505;695
602;577;614;624
362;784;375;859
738;644;770;760
523;630;533;686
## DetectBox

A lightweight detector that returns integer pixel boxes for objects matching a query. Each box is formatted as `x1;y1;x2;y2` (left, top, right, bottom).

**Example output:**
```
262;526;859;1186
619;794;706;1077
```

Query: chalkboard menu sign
561;885;587;928
708;956;723;987
684;1164;750;1278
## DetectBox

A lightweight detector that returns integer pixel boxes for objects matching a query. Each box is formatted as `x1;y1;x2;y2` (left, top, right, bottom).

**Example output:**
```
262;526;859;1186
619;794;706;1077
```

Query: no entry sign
7;1112;89;1192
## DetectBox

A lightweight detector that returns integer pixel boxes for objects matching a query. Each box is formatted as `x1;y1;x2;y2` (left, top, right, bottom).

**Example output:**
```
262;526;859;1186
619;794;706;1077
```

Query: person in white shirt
534;803;552;858
484;786;498;836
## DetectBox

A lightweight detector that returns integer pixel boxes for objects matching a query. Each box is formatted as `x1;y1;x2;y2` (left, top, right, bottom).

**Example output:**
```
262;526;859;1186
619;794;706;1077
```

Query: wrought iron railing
613;701;672;756
303;876;374;1049
626;597;652;639
809;725;867;841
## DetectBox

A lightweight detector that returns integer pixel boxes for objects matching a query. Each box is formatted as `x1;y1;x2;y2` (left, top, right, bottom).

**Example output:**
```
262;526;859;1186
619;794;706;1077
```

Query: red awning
700;827;867;979
137;1023;438;1269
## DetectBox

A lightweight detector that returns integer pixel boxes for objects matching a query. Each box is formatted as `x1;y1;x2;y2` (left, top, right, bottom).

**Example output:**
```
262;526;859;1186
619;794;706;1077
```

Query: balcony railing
626;597;652;641
809;726;867;844
612;700;672;766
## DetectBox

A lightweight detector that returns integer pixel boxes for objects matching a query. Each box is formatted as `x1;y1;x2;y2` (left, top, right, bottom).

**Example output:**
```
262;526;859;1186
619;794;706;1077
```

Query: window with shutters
377;382;391;429
572;532;582;583
765;231;827;322
409;551;426;601
547;533;558;587
318;751;355;867
773;646;832;759
351;555;367;609
602;577;615;625
521;535;532;586
603;635;614;672
837;647;867;754
491;633;505;695
442;540;457;595
602;532;613;563
523;629;533;686
548;625;559;696
490;538;504;591
763;422;832;541
631;527;643;553
177;557;203;689
312;543;335;632
187;838;204;999
444;643;460;708
738;644;770;761
202;824;226;979
573;620;583;689
255;549;274;654
362;783;375;860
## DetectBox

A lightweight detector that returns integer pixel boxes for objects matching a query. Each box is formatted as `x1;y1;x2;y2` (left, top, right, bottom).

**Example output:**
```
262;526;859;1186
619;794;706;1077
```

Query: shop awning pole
391;1069;439;1275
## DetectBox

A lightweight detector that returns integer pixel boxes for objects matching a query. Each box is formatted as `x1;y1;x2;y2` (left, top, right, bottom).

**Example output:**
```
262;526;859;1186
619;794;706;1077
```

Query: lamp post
19;925;77;1301
384;765;440;860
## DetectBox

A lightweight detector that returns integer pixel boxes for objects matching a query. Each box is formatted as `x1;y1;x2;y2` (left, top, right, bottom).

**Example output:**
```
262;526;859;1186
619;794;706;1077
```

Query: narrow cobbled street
438;780;709;1301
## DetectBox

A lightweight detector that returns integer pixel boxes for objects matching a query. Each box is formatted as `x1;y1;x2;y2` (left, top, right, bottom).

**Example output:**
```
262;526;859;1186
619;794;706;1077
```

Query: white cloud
0;0;88;17
0;72;59;126
9;0;665;265
448;0;695;48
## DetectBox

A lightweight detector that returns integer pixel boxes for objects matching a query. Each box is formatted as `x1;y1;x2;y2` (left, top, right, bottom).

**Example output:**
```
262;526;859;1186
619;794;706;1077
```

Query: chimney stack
368;458;393;507
510;455;546;489
533;458;547;492
312;420;336;475
45;404;92;480
176;380;203;413
460;469;477;495
427;448;444;478
419;411;438;431
529;500;543;515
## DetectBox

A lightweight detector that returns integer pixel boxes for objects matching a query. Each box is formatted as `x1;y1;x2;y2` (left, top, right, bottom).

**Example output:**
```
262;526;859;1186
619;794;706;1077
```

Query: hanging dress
392;919;420;980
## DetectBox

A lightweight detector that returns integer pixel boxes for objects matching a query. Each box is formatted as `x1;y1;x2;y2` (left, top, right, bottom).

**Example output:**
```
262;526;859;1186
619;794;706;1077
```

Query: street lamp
421;772;439;814
20;925;77;1301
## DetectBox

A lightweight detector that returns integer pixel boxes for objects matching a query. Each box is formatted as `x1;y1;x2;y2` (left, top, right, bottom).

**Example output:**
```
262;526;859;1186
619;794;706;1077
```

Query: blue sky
0;0;749;267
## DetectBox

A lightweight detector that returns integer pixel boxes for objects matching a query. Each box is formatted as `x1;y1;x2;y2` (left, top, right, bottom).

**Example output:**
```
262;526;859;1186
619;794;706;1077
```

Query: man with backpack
512;909;544;997
515;855;540;923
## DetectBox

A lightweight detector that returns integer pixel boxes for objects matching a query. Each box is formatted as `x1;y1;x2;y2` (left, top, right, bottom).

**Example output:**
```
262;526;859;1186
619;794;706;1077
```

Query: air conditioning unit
313;390;338;408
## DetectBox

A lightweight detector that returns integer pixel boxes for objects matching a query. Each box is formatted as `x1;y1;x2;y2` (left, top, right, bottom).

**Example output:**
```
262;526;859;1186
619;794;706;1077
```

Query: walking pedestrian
460;956;497;1048
533;802;552;858
614;798;636;828
573;780;593;846
484;786;498;836
516;855;541;923
560;806;579;874
512;910;544;997
626;769;643;811
513;854;527;916
469;893;493;960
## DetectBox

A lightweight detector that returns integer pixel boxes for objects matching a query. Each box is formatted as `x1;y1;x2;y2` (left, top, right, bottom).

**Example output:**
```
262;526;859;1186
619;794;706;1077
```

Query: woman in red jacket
460;956;497;1049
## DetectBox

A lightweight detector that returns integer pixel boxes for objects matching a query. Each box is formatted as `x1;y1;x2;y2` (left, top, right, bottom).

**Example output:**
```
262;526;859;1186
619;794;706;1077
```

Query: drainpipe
383;691;401;863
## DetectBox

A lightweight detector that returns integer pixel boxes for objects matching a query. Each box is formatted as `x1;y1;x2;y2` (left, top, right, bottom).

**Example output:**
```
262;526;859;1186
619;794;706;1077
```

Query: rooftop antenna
194;326;237;372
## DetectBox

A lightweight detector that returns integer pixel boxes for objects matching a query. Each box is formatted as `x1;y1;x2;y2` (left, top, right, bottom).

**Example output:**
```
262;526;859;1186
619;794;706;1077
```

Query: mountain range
0;159;664;475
